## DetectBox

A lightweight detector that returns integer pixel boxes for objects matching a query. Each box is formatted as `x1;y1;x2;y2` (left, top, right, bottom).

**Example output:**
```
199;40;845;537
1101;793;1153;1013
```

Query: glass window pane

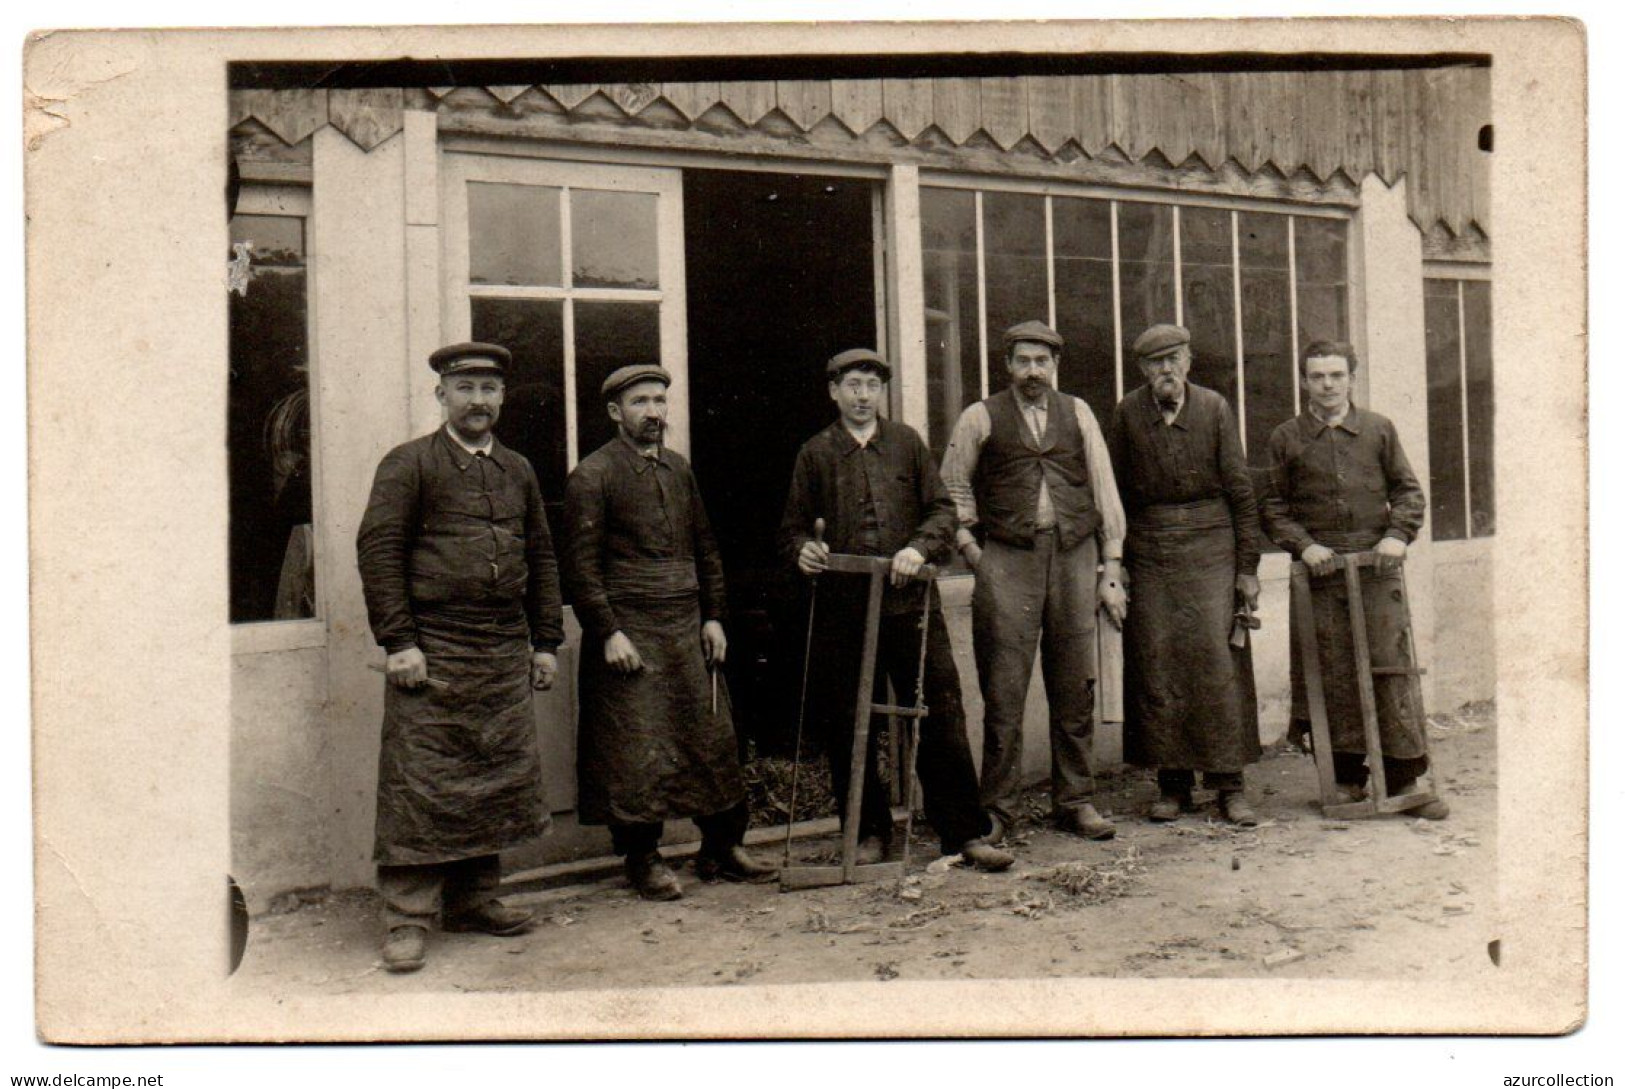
1117;202;1178;361
574;301;663;462
572;189;659;289
469;182;562;287
982;191;1049;364
1239;211;1295;467
1463;280;1495;537
1053;198;1116;421
472;297;568;545
1294;216;1349;347
1423;282;1468;541
229;212;314;624
1179;206;1238;408
922;188;982;458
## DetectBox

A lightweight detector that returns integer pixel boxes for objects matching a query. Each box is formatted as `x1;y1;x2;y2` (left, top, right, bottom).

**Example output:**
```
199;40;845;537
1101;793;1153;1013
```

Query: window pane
469;182;562;287
473;297;567;545
1294;216;1349;346
1179;206;1238;408
572;189;659;289
1463;280;1495;536
1239;211;1295;466
1118;202;1177;361
1423;281;1468;541
982;191;1048;361
922;188;982;458
229;213;314;623
574;301;663;463
1052;196;1117;421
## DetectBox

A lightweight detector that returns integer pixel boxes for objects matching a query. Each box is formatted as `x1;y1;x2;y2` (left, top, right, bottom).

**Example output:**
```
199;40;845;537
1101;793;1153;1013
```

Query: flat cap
1001;320;1064;351
430;341;511;376
826;348;892;382
1131;323;1191;360
601;364;672;400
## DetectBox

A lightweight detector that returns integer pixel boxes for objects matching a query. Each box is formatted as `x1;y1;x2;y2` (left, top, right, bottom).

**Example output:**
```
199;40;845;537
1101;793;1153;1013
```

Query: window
228;195;315;624
919;185;1349;467
444;157;686;547
1424;277;1494;540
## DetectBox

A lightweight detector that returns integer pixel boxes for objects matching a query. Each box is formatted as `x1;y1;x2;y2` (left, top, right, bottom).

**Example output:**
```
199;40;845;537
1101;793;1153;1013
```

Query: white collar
445;424;495;457
843;419;879;446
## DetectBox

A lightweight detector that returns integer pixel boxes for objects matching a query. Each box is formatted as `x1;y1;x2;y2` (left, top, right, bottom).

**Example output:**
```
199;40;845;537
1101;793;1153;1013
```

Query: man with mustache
1261;342;1447;819
941;320;1129;844
357;342;564;973
564;365;776;901
778;349;1013;872
1108;324;1262;826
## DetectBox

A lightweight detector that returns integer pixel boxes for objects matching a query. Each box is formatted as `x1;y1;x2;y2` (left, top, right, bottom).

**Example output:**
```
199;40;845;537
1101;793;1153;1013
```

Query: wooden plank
1291;565;1341;810
882;78;934;139
978;76;1028;149
842;568;887;882
933;77;981;145
327;87;404;152
659;81;722;121
775;80;832;131
542;84;596;110
1304;71;1349;182
829;78;885;135
1370;68;1410;187
717;80;776;124
239;89;328;147
1339;69;1377;184
1071;75;1114;156
608;82;661;115
1184;73;1224;171
1026;75;1074;153
1343;561;1388;805
484;85;532;105
1219;71;1267;174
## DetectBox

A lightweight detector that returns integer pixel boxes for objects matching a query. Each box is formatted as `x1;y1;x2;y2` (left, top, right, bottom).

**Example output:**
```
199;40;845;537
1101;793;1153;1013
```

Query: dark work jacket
1260;405;1426;556
1108;382;1261;576
562;437;728;643
972;387;1101;551
778;418;956;616
356;428;564;653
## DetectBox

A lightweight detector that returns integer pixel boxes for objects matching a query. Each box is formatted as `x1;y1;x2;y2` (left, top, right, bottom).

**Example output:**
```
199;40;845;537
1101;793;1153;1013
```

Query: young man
356;342;563;973
1260;341;1448;819
941;321;1129;843
1109;324;1262;825
564;365;776;902
778;349;1012;871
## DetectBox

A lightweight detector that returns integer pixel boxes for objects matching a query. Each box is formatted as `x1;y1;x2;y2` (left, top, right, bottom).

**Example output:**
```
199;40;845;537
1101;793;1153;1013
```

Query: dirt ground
234;704;1497;994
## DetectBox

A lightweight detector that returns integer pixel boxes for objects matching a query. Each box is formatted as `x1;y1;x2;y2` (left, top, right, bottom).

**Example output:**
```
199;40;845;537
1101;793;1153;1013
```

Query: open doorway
682;168;880;753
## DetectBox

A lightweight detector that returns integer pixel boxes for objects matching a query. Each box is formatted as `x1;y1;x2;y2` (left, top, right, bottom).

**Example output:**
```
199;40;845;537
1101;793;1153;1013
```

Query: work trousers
1290;717;1431;790
1157;768;1244;795
972;532;1100;827
609;801;750;861
377;853;501;931
808;593;989;855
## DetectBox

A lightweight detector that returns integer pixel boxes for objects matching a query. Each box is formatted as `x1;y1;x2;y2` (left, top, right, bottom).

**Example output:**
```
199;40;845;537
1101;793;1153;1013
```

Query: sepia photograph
22;13;1589;1048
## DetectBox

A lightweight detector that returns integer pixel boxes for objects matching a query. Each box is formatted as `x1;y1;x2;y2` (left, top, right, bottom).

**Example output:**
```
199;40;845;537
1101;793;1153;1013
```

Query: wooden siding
229;68;1490;239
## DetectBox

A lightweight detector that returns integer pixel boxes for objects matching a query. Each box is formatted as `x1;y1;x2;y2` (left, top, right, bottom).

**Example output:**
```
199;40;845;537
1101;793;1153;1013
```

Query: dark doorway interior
683;168;878;753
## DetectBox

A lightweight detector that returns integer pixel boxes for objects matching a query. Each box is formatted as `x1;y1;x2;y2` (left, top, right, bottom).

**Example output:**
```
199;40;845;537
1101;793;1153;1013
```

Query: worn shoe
694;845;779;883
1391;781;1451;820
1148;793;1188;822
381;925;427;973
855;835;891;865
959;838;1015;872
1219;791;1260;827
443;900;535;936
985;813;1009;845
1057;803;1116;840
627;852;684;901
1333;783;1369;805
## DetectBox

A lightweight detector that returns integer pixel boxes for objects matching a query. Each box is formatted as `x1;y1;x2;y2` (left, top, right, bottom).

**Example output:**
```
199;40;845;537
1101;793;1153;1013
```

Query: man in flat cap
941;320;1129;844
778;350;1014;872
356;342;564;973
1261;341;1447;818
1109;324;1263;825
564;364;775;901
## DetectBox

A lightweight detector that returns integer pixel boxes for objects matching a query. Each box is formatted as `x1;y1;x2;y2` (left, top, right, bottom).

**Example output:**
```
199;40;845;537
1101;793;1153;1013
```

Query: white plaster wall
1431;537;1497;710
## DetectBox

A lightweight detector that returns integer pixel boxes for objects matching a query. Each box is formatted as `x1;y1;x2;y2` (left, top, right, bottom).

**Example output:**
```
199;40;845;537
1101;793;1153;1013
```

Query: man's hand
605;630;644;674
1301;543;1338;577
701;620;727;666
1098;568;1129;631
1235;573;1261;611
961;541;983;572
890;546;926;587
386;646;428;689
797;538;831;576
1373;536;1408;574
530;651;558;691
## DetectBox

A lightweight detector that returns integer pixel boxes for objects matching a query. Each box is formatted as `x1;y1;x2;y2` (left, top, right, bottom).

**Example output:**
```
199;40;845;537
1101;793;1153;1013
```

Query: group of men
355;317;1444;973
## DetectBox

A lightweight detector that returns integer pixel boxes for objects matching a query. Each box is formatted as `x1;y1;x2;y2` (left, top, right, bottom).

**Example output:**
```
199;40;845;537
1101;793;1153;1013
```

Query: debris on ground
1263;948;1306;968
1021;847;1145;905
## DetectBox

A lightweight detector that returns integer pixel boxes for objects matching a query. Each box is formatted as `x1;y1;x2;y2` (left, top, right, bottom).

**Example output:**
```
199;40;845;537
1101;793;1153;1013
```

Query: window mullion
1230;209;1246;455
1110;200;1123;403
1172;204;1184;325
975;190;988;400
1287;216;1301;417
1457;279;1473;536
